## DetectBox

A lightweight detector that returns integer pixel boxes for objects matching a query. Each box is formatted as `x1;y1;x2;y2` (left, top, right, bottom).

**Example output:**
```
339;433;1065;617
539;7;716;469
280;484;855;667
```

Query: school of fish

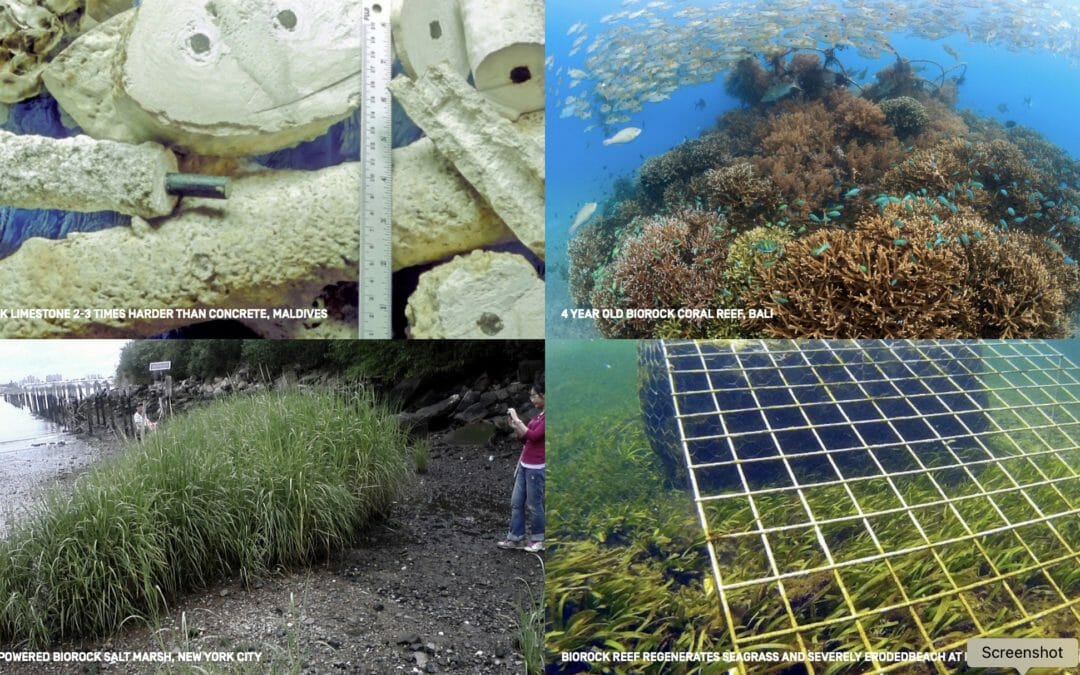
551;0;1080;130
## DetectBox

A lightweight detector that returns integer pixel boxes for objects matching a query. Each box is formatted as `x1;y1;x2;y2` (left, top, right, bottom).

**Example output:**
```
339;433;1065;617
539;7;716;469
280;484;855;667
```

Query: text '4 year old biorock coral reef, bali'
547;0;1080;340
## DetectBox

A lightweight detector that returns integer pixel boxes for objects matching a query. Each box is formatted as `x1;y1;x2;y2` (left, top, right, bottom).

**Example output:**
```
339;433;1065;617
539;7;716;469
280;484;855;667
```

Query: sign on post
149;361;172;372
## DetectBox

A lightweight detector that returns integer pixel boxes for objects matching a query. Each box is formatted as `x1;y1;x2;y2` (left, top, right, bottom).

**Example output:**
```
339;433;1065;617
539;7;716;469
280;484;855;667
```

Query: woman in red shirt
497;381;545;553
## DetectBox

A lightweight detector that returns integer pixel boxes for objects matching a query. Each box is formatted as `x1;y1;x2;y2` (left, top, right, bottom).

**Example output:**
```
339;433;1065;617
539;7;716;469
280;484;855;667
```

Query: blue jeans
508;464;545;542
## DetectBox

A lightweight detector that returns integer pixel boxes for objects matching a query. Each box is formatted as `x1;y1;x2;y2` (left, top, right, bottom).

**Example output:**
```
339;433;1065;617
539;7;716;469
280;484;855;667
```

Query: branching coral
966;230;1066;338
751;91;902;215
685;161;781;227
725;226;794;294
637;132;731;204
589;209;733;338
568;200;648;306
879;96;930;139
743;203;1069;338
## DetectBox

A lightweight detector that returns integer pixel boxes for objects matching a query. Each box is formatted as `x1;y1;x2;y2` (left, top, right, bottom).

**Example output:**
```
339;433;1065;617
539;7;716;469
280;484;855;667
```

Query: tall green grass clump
0;388;414;648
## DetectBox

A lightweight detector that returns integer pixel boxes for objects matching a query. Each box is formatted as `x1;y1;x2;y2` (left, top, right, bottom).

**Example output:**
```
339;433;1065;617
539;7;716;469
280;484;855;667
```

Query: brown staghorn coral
743;211;975;338
750;91;903;215
589;209;733;338
743;203;1069;338
966;230;1067;338
682;161;781;227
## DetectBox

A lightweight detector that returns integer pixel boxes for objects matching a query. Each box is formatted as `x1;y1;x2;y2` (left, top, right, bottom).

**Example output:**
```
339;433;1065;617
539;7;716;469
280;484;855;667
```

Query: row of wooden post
3;383;142;437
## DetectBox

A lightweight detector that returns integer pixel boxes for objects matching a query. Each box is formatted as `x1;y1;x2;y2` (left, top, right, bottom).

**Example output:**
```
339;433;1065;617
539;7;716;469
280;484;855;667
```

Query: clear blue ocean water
546;0;1080;337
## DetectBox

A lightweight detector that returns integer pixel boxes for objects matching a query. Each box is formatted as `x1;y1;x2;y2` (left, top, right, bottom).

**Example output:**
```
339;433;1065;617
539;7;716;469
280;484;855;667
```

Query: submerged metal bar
165;173;230;199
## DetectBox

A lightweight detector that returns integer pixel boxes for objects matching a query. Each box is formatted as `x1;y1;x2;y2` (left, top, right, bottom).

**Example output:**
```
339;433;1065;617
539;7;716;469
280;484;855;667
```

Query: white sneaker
523;540;545;553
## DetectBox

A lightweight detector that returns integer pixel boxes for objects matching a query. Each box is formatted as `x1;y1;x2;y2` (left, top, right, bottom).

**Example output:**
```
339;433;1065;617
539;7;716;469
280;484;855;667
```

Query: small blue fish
973;231;984;240
889;279;898;286
844;188;860;198
827;210;842;218
937;195;950;207
1007;207;1016;216
1044;200;1056;208
812;242;830;256
809;212;821;223
970;181;984;189
754;240;780;254
893;219;905;228
960;233;970;246
797;225;807;234
1066;257;1077;265
931;214;941;224
1000;189;1008;196
773;295;790;303
778;204;788;211
894;238;908;246
999;219;1008;228
1014;216;1025;223
858;264;868;273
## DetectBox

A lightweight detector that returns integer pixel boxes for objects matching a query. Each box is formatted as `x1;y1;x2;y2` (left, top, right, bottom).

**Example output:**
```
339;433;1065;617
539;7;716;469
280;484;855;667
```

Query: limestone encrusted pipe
458;0;544;117
389;63;545;259
0;163;359;338
0;129;178;217
390;0;471;80
0;159;520;337
406;250;544;339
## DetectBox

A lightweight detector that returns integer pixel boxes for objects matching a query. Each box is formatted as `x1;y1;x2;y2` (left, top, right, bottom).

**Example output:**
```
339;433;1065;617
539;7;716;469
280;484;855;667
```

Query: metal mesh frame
645;339;1080;674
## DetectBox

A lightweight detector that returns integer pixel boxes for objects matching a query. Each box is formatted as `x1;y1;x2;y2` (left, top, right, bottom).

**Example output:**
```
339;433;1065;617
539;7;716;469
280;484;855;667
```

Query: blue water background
546;0;1080;337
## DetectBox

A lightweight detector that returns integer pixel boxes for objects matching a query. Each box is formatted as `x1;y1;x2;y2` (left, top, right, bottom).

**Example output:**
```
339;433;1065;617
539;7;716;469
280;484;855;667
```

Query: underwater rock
389;63;544;260
406;250;543;339
0;163;360;338
41;9;137;144
392;136;515;270
390;0;470;81
44;1;362;156
0;129;178;217
458;0;544;117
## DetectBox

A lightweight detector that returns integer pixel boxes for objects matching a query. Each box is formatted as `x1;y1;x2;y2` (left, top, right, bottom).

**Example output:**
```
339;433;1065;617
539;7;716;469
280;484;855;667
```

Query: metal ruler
359;1;393;339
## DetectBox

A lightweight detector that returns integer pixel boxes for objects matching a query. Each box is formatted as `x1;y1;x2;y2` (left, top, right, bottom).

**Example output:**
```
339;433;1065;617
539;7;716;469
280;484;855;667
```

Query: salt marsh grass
0;388;414;648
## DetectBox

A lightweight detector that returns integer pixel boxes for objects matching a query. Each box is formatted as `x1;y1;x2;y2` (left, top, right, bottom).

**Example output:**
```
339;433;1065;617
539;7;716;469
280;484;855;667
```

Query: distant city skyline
0;341;127;385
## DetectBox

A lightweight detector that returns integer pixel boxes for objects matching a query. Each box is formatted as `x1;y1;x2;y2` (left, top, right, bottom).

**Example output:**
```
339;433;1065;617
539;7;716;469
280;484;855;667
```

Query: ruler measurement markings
359;2;393;339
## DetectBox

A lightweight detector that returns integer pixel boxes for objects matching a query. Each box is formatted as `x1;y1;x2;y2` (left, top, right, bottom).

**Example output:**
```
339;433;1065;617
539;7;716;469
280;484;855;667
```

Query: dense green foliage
0;389;416;648
116;340;543;384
